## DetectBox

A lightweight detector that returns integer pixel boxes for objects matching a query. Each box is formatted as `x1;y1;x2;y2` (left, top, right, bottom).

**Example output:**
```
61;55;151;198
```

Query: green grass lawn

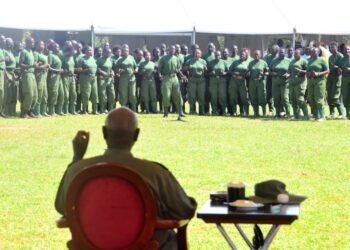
0;113;349;249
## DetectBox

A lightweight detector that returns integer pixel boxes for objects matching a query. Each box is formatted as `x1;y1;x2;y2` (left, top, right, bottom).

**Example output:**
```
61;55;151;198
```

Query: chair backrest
65;162;158;250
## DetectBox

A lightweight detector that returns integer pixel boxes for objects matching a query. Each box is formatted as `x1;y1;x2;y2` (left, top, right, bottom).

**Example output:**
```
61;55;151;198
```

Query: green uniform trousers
48;72;64;111
0;71;4;114
228;77;249;109
119;74;136;111
326;75;342;109
161;75;181;111
341;75;350;115
209;76;227;114
4;71;18;115
272;76;290;116
188;76;205;106
141;78;157;112
80;74;98;106
35;70;48;111
62;75;77;112
21;72;37;113
98;76;115;112
308;78;326;119
249;78;267;107
290;77;307;111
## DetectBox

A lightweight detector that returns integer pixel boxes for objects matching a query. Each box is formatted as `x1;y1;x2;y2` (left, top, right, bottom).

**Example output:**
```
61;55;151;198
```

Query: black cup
227;183;245;202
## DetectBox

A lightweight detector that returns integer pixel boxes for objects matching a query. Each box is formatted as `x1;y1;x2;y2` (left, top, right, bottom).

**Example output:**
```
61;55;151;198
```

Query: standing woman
338;46;350;118
306;47;329;121
269;48;291;118
288;49;309;119
115;45;138;112
248;50;268;117
208;51;228;115
183;48;207;115
152;47;162;112
139;51;157;113
228;50;250;116
4;38;17;117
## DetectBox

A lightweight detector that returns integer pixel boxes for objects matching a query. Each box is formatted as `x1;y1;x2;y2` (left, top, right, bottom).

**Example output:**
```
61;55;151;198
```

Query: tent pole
191;26;196;44
292;27;296;48
91;25;95;54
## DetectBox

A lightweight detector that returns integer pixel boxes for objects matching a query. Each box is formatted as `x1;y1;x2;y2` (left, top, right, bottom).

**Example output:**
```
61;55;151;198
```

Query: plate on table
229;200;264;211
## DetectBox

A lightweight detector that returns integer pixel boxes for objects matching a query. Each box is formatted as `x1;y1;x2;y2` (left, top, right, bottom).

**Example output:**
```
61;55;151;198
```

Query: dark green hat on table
249;179;307;204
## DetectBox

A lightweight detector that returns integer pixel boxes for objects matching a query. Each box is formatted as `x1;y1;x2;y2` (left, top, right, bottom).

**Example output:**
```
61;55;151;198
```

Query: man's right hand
72;131;90;161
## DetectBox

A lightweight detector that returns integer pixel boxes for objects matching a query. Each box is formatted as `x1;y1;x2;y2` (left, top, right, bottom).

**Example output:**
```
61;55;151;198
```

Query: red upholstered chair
56;162;189;250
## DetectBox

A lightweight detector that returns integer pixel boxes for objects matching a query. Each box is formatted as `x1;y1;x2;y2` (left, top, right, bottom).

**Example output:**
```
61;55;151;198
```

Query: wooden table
197;200;300;250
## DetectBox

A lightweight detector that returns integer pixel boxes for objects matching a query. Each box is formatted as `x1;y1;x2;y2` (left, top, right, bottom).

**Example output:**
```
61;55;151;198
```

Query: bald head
103;108;139;150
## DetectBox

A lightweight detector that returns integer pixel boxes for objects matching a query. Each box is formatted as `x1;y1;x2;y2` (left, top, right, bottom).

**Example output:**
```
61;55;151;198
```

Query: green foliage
217;35;225;50
0;113;349;249
21;30;32;42
95;36;110;47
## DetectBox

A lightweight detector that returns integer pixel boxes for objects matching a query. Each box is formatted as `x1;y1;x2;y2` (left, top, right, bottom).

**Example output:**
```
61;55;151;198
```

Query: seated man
55;107;197;250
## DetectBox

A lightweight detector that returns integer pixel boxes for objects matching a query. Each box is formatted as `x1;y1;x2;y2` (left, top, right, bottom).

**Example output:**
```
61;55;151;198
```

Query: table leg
234;224;255;250
261;224;281;250
216;223;238;250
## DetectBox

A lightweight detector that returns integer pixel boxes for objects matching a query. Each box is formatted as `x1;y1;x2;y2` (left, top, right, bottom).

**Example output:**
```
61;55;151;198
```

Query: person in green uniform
77;46;98;114
180;44;189;113
158;45;182;118
96;47;115;113
160;43;167;57
174;44;185;114
183;49;207;115
73;42;84;112
33;40;49;116
0;35;7;117
12;41;23;116
94;47;102;61
19;37;38;118
185;44;199;63
287;47;294;59
264;45;279;115
111;45;121;107
61;45;77;115
134;48;145;112
139;51;157;113
306;47;329;121
247;50;268;117
115;45;138;111
47;43;63;116
202;43;216;114
208;51;228;115
228;50;250;116
327;41;344;119
152;47;162;112
231;45;239;62
4;38;17;117
339;46;350;118
287;49;309;119
269;48;291;118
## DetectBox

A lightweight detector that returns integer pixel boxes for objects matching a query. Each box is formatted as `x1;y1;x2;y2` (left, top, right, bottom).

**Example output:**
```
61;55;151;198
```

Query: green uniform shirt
177;54;185;66
339;56;350;76
184;54;193;64
34;51;48;72
115;55;137;77
4;50;16;70
248;59;268;79
78;56;97;75
288;58;308;79
229;60;249;76
139;61;156;79
111;55;121;70
328;52;343;75
264;54;277;68
20;49;35;73
307;57;328;73
203;52;215;63
73;53;84;65
270;58;290;76
0;49;6;70
158;55;180;76
208;59;227;76
97;56;113;75
48;53;62;70
151;57;160;68
135;57;145;67
185;58;207;77
62;55;75;74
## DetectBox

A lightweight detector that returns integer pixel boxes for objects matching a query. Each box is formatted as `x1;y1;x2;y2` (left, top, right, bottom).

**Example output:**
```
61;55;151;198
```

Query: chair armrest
155;219;190;229
56;217;68;228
